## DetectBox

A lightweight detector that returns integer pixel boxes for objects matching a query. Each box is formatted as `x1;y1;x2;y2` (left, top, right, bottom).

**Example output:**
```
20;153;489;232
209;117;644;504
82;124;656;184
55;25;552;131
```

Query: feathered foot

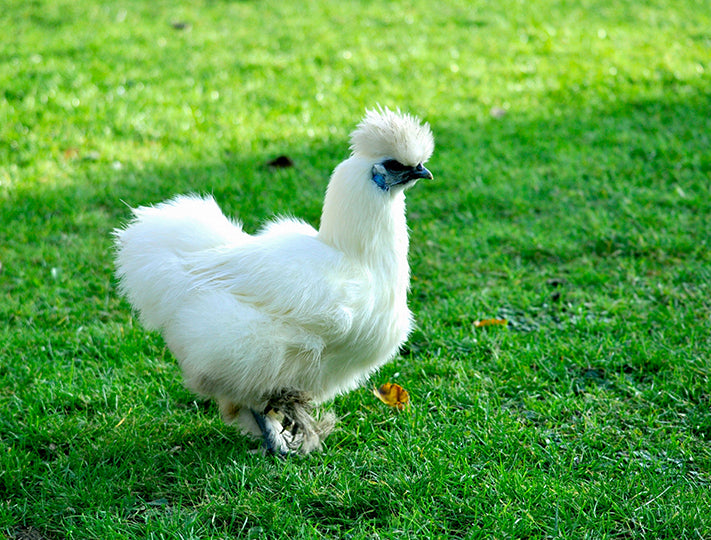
219;393;335;455
266;390;336;454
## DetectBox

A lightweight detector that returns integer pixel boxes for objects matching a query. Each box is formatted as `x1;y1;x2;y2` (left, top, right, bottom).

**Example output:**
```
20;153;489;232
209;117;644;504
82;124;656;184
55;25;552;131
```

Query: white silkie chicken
114;107;434;454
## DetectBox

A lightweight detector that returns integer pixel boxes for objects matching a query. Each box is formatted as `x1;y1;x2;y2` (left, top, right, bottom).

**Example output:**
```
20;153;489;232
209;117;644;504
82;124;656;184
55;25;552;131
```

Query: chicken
113;107;434;454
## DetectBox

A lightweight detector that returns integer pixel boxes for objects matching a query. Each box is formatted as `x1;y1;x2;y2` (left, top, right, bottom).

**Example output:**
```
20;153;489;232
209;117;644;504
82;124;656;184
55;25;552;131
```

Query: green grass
2;0;710;538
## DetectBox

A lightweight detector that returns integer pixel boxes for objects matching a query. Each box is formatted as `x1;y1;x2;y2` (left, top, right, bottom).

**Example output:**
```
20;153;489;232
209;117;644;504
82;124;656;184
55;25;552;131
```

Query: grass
1;0;710;537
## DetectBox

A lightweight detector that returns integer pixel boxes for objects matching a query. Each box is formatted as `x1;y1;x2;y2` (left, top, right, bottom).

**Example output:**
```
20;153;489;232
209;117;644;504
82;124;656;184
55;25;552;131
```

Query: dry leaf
63;147;79;159
474;318;508;328
373;382;410;410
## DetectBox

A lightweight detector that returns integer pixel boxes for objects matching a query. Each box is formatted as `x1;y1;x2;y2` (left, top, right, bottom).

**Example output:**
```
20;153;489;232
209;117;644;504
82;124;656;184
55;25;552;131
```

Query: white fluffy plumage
114;107;434;454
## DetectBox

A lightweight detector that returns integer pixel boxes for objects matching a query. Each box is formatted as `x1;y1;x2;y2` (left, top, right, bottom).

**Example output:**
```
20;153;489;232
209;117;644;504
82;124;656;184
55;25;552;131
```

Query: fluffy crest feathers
349;106;434;166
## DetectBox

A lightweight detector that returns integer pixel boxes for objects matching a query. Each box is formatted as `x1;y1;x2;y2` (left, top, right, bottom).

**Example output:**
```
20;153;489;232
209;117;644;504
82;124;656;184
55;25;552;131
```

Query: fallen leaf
63;147;79;159
474;318;508;328
373;382;410;410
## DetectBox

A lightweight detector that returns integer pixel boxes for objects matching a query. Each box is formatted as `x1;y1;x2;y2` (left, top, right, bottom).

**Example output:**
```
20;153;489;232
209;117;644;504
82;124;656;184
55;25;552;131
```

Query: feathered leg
218;398;287;455
267;391;336;454
220;394;335;455
250;408;287;456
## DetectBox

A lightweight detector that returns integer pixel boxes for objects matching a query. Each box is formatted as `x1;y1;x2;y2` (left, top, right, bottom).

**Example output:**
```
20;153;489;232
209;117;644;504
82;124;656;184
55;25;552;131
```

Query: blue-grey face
371;159;433;192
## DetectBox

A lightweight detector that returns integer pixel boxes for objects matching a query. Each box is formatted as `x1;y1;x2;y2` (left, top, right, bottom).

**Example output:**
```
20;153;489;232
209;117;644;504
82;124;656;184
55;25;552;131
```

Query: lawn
1;0;710;538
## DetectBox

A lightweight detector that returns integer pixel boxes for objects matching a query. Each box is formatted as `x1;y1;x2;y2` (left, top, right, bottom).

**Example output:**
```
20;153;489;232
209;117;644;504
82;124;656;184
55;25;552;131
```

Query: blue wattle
372;172;389;191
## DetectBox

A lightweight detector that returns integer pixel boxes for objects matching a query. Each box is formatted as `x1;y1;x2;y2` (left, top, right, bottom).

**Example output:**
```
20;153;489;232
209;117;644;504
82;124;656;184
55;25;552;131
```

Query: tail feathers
121;195;245;253
114;194;246;330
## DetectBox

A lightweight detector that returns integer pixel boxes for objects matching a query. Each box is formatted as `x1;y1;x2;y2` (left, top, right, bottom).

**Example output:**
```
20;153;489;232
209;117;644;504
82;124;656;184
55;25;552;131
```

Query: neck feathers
318;157;410;265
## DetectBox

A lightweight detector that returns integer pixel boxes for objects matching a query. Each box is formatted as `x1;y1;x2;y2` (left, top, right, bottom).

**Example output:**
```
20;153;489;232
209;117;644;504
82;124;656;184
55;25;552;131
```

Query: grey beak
409;163;433;181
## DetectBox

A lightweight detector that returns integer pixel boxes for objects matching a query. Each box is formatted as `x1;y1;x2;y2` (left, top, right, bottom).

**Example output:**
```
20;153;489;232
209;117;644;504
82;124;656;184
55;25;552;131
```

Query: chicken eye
381;159;409;173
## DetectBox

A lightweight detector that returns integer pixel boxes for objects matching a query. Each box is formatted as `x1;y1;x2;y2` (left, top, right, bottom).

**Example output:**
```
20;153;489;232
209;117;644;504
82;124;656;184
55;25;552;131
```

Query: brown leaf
474;318;508;328
63;147;79;159
373;382;410;410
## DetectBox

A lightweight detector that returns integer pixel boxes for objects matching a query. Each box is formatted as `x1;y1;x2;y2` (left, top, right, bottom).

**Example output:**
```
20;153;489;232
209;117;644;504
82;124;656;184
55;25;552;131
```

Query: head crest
350;106;434;165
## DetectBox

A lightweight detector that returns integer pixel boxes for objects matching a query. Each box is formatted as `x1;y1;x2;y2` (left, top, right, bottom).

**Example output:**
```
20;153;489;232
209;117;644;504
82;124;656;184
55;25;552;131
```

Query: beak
409;163;433;181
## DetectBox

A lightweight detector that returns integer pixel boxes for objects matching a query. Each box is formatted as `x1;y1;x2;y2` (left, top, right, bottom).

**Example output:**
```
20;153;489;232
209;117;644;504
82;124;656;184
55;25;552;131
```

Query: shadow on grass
3;89;709;278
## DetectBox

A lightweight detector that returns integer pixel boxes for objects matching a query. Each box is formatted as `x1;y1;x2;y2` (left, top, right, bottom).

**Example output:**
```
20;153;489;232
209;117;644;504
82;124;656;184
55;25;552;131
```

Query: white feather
114;107;434;452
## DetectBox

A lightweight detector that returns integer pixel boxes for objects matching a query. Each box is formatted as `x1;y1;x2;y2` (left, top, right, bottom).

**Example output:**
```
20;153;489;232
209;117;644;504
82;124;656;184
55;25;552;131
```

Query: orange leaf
373;382;410;410
474;318;508;328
